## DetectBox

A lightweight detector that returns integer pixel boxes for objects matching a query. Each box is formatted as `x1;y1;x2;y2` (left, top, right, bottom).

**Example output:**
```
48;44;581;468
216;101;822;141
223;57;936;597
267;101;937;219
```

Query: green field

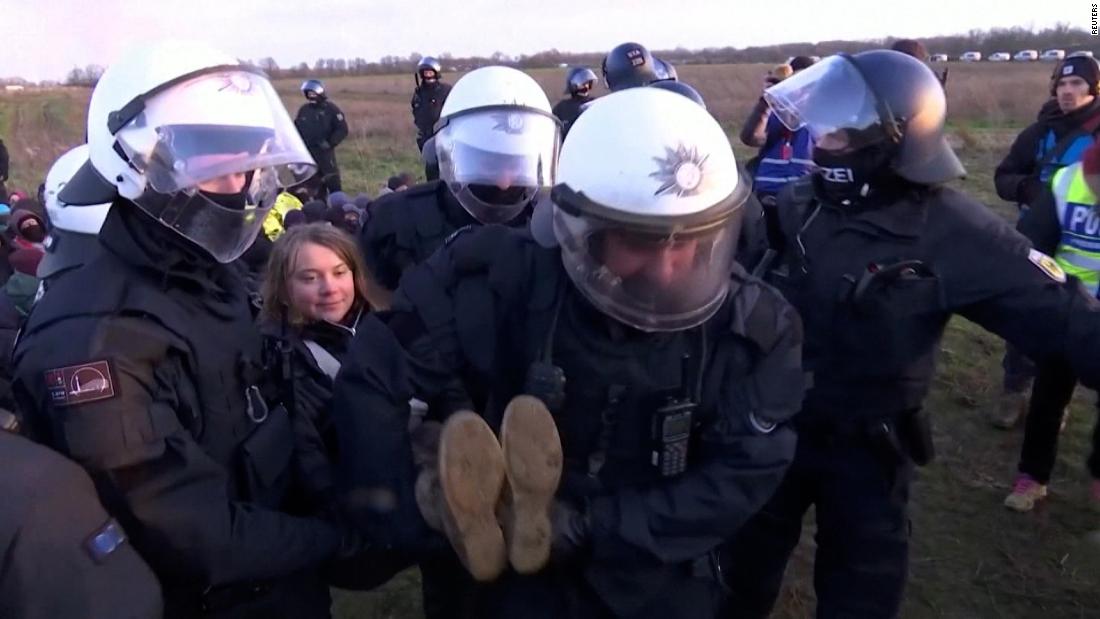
3;62;1099;618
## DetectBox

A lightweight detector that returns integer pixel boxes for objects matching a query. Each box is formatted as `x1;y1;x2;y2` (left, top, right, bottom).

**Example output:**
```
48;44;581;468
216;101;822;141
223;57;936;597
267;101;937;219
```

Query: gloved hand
550;501;591;564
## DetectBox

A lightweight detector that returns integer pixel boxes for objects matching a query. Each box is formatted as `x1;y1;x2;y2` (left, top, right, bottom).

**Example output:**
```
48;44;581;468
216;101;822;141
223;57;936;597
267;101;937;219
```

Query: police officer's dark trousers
722;417;912;619
1019;359;1077;483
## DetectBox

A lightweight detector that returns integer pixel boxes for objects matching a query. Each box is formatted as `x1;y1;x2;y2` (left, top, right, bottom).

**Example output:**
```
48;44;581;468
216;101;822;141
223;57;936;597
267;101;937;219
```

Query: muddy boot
989;390;1028;430
498;395;563;574
437;411;507;582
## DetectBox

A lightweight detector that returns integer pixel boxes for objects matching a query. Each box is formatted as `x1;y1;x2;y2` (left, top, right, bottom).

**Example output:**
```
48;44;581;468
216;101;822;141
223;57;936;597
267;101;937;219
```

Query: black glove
550;501;591;564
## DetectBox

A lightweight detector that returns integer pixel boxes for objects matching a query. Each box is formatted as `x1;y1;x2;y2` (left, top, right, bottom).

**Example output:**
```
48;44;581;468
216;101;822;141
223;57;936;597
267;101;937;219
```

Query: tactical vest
753;119;815;196
18;250;293;507
1052;163;1100;296
1037;129;1095;184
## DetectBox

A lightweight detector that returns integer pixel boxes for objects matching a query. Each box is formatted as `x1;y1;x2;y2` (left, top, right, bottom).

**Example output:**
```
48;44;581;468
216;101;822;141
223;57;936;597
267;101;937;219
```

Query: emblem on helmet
650;144;709;197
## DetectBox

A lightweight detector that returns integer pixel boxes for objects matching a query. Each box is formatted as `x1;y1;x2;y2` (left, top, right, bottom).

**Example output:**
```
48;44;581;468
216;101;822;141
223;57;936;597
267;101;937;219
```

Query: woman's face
288;242;356;323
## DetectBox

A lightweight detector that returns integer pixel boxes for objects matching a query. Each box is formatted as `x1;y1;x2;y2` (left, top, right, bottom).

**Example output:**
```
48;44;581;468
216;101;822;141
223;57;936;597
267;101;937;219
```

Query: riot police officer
602;42;660;91
37;144;109;294
0;426;162;619
295;79;349;196
333;87;804;619
412;57;453;154
362;65;561;307
721;50;1100;618
552;67;597;137
13;41;360;618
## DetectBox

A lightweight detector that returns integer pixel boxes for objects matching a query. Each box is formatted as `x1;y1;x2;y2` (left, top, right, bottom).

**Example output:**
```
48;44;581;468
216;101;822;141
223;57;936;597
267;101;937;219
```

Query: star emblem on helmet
491;113;526;135
650;144;710;197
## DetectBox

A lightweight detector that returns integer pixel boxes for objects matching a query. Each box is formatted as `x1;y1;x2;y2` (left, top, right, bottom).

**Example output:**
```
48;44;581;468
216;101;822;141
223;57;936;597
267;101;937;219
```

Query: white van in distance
929;53;949;62
1041;49;1066;61
1013;50;1038;62
960;51;982;62
989;52;1011;62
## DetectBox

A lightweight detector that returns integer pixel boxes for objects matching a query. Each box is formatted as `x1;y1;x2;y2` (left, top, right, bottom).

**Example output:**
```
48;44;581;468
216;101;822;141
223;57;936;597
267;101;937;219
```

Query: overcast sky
0;0;1085;81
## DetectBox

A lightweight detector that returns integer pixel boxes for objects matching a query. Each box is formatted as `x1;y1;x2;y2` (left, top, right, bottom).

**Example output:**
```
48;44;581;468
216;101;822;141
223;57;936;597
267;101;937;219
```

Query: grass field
4;61;1100;618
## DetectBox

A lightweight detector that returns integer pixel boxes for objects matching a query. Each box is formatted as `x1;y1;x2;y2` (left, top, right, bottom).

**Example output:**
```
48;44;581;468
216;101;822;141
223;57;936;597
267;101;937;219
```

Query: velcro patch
1028;249;1067;283
45;360;117;407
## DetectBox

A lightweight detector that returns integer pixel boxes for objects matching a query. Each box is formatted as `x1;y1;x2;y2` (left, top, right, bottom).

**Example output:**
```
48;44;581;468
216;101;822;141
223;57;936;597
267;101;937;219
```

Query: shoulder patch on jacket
1028;248;1066;283
45;360;117;407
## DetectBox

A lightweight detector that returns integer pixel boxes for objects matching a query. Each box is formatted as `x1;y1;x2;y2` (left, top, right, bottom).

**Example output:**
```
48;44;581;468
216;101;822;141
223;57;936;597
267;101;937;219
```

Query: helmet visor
763;55;888;152
436;108;560;222
115;70;316;195
554;204;742;332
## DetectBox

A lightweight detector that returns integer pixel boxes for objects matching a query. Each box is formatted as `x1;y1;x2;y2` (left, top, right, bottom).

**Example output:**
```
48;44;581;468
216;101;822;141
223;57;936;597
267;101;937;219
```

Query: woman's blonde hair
261;223;370;326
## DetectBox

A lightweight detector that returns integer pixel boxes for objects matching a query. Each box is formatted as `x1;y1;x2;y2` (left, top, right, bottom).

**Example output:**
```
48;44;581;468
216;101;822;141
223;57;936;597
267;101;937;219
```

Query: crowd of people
0;34;1098;619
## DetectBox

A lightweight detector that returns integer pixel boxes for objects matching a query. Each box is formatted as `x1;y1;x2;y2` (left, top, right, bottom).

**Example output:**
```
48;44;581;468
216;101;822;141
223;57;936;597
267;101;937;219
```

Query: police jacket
740;98;814;196
0;430;162;619
995;98;1100;207
332;225;803;617
412;81;452;141
0;138;8;182
360;180;528;292
552;95;592;137
770;176;1100;425
12;203;344;613
295;99;348;154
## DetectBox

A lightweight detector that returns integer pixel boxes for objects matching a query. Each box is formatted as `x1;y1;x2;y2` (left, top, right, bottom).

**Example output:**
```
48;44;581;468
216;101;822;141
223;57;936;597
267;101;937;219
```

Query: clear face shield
763;55;896;154
551;184;746;333
435;107;561;224
114;70;315;262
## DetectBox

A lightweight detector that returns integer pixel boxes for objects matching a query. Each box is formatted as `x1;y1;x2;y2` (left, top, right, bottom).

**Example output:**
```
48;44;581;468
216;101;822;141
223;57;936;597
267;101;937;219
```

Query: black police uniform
12;203;347;618
0;428;163;619
722;176;1100;618
360;180;529;293
552;95;592;138
412;81;453;152
0;137;8;197
332;225;804;619
295;98;349;194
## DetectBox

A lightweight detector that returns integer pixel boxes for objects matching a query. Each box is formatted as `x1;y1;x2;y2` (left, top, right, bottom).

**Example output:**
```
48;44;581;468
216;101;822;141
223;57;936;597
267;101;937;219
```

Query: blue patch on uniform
85;518;127;564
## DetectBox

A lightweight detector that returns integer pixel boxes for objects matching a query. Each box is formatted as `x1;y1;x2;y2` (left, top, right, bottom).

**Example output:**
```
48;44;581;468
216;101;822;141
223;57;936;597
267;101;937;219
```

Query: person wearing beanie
386;175;408;192
327;191;349;209
739;54;818;249
352;193;372;211
10;209;46;250
283;208;307;229
992;55;1100;429
1006;137;1100;512
301;199;328;223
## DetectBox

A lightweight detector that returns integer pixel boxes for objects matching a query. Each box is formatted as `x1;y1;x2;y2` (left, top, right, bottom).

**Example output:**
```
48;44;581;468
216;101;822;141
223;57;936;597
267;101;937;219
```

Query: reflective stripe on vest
1052;163;1100;295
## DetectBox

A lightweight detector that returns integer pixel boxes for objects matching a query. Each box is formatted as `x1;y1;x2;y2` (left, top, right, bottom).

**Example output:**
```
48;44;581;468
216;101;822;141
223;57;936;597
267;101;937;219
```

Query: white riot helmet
435;66;561;224
533;87;748;332
44;145;109;234
60;40;316;263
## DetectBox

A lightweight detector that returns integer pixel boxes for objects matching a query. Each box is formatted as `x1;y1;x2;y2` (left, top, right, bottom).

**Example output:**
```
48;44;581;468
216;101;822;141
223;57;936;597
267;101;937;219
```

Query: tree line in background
0;23;1090;87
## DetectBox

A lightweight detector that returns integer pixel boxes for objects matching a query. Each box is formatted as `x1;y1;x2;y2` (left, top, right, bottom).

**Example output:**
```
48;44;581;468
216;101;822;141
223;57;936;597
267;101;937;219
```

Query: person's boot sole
499;395;563;574
438;411;507;582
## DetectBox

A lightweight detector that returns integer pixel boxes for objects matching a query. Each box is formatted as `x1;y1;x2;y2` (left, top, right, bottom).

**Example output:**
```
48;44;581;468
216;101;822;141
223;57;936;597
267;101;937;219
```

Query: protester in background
1005;137;1100;512
740;55;817;250
991;55;1100;429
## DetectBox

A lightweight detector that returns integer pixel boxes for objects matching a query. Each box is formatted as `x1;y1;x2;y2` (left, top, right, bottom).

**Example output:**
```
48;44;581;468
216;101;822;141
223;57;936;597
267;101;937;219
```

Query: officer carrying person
332;85;804;619
552;66;597;137
13;41;366;617
361;65;560;308
720;49;1100;619
412;58;453;151
991;54;1100;428
295;78;349;198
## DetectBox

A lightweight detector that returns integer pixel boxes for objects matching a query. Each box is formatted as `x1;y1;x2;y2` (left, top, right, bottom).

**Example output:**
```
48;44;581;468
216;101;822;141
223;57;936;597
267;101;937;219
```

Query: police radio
650;354;697;478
